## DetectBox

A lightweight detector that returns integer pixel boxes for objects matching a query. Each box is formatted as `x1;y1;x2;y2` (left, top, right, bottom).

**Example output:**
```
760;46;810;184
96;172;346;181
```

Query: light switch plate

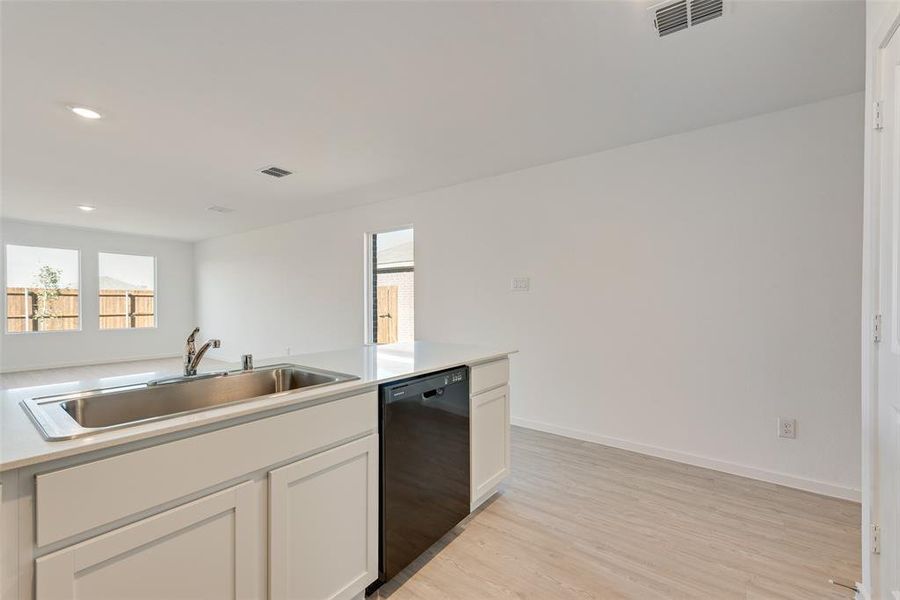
511;277;531;292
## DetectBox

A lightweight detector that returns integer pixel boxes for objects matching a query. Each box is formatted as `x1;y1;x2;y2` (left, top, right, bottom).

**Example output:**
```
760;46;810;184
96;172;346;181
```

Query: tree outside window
5;245;80;333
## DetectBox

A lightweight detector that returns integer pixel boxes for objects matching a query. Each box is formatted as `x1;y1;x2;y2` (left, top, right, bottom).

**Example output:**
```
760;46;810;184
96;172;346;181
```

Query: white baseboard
511;416;861;503
0;353;182;374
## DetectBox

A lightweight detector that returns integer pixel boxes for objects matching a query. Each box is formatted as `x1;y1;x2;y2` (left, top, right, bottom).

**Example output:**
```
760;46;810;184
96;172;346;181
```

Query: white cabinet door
35;482;259;600
471;384;510;508
269;434;378;600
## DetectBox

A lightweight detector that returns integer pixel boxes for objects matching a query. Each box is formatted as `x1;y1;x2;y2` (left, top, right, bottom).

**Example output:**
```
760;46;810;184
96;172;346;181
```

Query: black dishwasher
368;366;470;594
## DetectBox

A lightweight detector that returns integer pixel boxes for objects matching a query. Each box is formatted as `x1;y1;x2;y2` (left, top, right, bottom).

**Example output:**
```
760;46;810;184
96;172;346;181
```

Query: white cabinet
34;391;376;548
470;384;510;509
269;434;378;600
35;482;259;600
5;358;512;598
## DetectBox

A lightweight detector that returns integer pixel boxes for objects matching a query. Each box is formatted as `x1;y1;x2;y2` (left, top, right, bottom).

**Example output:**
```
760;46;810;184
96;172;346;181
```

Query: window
99;253;156;329
5;244;80;333
367;228;414;344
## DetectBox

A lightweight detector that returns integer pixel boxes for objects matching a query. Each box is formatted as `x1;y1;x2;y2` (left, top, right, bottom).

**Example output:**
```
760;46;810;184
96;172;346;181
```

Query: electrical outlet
511;277;531;292
778;418;797;439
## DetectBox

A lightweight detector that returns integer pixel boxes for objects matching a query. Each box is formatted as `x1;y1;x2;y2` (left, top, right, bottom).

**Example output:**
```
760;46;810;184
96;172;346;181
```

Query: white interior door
873;18;900;600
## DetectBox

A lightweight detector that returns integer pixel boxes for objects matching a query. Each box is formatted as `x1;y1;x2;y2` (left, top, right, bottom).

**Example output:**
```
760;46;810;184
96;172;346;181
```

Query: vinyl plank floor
377;426;860;600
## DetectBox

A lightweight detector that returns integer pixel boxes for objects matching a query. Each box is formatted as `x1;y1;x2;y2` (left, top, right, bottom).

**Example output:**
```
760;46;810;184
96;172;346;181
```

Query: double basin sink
22;364;359;441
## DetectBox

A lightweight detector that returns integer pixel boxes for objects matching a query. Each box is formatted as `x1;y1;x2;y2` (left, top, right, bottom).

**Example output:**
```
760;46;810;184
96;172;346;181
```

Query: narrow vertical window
98;253;156;329
368;228;414;344
5;244;80;333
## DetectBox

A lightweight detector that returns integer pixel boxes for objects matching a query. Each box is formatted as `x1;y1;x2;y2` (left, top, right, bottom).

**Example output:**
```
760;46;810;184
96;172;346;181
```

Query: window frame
364;226;414;345
97;251;159;331
3;243;83;335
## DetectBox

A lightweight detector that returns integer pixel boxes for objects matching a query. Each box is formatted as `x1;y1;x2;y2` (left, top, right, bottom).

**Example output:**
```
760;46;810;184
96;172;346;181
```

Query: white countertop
0;342;514;472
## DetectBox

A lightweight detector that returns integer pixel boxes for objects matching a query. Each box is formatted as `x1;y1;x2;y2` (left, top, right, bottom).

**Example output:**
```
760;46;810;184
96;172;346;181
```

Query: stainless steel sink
21;364;359;441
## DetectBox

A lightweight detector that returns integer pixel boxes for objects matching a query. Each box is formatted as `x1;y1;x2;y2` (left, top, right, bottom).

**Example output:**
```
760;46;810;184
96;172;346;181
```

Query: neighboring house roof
99;276;148;290
377;240;414;269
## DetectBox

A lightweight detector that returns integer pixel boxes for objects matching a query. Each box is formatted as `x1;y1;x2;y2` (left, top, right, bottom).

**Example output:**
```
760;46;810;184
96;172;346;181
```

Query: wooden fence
6;287;80;332
6;288;155;332
376;286;399;344
99;289;155;329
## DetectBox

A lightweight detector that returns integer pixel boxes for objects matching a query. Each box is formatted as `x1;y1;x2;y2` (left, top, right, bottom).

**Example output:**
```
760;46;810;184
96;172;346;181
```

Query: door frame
862;5;900;598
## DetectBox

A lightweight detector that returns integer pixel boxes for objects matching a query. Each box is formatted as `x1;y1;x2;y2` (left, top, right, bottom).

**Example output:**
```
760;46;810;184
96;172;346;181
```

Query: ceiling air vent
652;0;688;37
649;0;723;38
690;0;723;25
259;166;293;178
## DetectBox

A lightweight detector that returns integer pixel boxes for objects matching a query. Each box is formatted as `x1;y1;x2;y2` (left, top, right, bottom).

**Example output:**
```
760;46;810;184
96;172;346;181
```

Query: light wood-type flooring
377;426;860;600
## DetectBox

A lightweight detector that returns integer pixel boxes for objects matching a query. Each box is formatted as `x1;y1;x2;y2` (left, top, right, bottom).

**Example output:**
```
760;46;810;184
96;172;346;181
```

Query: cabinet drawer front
470;358;509;395
36;482;259;600
36;390;376;547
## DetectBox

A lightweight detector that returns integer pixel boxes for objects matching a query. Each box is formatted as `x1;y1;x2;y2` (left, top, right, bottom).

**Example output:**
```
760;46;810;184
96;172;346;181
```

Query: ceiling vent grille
259;166;293;178
650;0;723;37
690;0;723;25
653;0;689;37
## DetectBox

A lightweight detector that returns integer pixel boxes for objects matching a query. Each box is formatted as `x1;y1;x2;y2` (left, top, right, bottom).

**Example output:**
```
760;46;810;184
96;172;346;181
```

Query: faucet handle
186;327;200;343
241;354;253;371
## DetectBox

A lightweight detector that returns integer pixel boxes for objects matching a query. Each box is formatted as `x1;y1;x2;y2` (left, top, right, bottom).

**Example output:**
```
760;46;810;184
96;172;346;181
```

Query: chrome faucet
184;327;221;376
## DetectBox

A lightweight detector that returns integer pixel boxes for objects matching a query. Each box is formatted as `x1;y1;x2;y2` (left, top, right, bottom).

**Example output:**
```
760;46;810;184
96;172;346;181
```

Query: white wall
0;220;195;371
196;93;864;499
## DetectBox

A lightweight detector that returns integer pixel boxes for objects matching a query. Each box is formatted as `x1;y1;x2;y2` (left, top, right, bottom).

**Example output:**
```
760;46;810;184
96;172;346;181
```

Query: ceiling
1;1;864;241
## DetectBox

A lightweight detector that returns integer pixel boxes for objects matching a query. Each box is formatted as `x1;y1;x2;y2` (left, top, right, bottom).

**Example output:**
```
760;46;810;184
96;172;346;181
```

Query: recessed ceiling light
68;106;102;120
77;205;96;212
